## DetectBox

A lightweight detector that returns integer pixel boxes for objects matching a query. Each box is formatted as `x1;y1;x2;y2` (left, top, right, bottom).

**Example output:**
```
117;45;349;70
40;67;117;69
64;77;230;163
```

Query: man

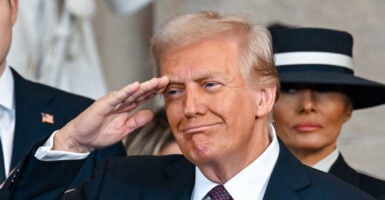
269;26;385;199
8;0;108;99
0;0;125;184
1;11;374;199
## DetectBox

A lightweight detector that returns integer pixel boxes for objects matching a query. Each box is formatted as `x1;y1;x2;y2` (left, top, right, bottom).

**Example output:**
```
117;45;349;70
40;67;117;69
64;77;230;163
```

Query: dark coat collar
263;140;312;199
163;157;195;199
329;154;361;187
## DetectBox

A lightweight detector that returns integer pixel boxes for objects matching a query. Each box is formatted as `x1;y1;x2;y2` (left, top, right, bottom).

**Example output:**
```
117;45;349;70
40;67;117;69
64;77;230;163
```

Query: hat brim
278;70;385;109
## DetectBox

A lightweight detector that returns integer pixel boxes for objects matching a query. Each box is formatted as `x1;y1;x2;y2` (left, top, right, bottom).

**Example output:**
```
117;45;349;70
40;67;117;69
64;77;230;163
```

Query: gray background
93;0;385;178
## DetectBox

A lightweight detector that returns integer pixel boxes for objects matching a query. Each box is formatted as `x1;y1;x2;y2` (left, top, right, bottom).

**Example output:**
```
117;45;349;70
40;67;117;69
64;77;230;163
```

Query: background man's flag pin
41;113;54;124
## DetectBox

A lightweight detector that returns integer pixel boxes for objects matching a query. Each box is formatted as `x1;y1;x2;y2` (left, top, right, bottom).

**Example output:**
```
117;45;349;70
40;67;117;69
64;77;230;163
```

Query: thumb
125;110;154;132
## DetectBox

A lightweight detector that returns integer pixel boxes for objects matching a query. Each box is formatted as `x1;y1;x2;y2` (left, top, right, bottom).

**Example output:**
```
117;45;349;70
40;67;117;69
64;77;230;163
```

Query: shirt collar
313;148;339;172
0;65;15;111
192;124;280;200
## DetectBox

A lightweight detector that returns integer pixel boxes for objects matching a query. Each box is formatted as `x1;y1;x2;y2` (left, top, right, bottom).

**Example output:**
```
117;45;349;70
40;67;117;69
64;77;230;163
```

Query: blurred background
9;0;385;178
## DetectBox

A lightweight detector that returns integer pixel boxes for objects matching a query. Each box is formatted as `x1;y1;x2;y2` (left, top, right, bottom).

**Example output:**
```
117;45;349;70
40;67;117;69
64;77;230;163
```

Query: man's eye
166;89;180;95
164;88;184;99
203;82;219;88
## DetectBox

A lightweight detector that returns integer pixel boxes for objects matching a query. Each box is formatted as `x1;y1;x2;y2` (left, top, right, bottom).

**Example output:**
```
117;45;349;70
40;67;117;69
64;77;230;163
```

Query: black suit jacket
2;140;374;200
3;68;125;184
329;154;385;199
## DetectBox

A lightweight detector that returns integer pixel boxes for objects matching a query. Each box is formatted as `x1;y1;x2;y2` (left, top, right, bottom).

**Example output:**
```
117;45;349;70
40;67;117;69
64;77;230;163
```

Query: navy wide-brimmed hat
269;27;385;109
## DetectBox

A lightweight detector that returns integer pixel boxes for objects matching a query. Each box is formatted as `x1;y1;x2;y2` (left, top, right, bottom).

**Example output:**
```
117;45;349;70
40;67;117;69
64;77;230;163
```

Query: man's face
161;38;262;167
0;0;17;73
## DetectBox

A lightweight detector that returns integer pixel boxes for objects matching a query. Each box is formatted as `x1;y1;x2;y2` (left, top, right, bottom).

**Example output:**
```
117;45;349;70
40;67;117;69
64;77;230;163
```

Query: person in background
1;11;374;200
124;108;181;155
8;0;107;99
269;26;385;199
0;0;125;184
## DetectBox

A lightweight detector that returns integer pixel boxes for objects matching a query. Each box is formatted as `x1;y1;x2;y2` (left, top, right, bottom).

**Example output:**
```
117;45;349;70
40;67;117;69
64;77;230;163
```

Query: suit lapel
11;69;57;169
329;154;360;188
0;137;5;181
263;141;311;200
162;157;195;200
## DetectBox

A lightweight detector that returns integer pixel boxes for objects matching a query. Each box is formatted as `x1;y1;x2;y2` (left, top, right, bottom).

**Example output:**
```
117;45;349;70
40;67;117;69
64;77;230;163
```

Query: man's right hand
53;76;169;153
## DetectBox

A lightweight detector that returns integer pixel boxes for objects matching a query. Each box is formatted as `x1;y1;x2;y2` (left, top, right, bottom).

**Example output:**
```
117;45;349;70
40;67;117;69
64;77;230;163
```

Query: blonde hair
151;11;279;100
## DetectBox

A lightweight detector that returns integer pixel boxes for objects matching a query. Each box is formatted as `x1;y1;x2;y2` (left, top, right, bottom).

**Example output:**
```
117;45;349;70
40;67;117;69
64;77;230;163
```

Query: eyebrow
167;71;228;85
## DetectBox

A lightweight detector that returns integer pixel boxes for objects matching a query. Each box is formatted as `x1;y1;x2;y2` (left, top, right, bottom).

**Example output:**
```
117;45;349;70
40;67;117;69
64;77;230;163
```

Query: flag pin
41;113;54;124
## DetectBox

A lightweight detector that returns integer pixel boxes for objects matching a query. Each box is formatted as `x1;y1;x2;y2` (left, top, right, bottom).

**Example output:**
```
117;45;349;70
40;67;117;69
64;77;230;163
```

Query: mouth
293;123;323;132
180;123;221;134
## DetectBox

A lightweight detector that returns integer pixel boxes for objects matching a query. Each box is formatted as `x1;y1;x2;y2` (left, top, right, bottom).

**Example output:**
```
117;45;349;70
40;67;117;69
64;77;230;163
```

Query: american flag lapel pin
41;113;55;124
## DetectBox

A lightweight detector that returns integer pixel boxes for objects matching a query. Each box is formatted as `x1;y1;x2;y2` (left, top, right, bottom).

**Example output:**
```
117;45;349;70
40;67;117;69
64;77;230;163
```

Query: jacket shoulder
359;173;385;198
302;166;376;199
97;155;193;184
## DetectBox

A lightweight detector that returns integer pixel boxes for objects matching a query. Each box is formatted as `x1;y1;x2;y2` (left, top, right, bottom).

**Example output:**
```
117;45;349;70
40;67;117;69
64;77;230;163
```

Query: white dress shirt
35;131;89;161
0;65;16;177
313;148;339;173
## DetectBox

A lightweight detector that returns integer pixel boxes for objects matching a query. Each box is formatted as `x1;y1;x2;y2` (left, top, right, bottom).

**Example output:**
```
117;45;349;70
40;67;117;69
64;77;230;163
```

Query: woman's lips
293;123;323;132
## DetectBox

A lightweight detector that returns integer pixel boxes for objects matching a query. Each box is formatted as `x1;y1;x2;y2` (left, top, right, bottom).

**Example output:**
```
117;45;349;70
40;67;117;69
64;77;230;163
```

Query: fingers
124;110;155;133
123;76;169;105
103;81;140;109
55;77;169;153
100;76;169;113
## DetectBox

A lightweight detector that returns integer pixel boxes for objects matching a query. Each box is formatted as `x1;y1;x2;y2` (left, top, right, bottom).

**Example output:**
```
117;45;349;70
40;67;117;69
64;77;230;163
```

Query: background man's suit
330;154;385;199
0;68;125;184
2;141;374;200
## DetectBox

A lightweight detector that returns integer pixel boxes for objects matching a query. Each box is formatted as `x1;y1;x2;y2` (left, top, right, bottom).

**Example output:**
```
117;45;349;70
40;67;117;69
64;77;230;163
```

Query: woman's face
273;84;353;157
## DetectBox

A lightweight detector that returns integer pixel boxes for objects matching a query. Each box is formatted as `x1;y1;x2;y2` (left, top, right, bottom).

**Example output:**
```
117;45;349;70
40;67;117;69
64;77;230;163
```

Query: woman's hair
151;11;279;100
124;108;175;155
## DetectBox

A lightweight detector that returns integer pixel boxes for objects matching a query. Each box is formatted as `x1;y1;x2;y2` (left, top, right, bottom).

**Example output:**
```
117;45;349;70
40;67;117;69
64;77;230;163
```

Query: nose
297;89;317;114
183;87;206;118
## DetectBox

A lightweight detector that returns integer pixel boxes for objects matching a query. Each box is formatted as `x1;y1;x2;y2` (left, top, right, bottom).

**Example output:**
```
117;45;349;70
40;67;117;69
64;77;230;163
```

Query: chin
188;150;219;165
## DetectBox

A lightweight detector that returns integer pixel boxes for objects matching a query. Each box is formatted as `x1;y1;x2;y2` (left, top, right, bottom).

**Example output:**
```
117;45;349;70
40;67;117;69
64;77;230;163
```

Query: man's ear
10;0;18;26
254;85;276;118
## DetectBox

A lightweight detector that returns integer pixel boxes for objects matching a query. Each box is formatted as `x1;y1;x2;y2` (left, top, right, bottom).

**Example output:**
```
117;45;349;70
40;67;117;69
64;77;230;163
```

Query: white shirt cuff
35;131;90;161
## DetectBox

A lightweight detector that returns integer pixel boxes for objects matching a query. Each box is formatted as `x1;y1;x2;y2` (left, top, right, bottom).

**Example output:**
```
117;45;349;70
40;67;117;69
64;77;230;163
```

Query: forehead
159;38;242;81
166;71;232;85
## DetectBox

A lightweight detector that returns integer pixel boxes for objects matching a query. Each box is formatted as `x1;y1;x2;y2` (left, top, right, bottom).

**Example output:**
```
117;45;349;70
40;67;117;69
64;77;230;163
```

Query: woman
270;27;385;199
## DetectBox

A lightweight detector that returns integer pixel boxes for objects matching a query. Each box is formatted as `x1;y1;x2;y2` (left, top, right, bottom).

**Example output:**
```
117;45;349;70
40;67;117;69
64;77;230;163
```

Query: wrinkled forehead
165;70;232;84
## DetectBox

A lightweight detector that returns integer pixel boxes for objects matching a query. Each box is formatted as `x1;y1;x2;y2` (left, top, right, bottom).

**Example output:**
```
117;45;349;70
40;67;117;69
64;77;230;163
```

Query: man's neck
191;124;280;200
197;122;272;184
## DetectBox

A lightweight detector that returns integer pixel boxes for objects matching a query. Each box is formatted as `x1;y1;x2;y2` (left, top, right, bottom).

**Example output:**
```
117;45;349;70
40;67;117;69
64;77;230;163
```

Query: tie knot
204;185;233;200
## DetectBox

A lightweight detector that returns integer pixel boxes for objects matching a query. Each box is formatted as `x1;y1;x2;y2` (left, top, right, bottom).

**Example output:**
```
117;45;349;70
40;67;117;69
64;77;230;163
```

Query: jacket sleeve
0;141;86;200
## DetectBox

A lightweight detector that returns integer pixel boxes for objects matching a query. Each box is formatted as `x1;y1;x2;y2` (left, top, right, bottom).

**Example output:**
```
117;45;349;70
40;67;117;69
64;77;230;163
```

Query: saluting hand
53;76;169;153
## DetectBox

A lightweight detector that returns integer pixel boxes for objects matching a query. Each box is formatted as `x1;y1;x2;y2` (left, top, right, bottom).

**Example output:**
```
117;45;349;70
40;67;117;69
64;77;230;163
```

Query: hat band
277;65;354;74
274;52;353;70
